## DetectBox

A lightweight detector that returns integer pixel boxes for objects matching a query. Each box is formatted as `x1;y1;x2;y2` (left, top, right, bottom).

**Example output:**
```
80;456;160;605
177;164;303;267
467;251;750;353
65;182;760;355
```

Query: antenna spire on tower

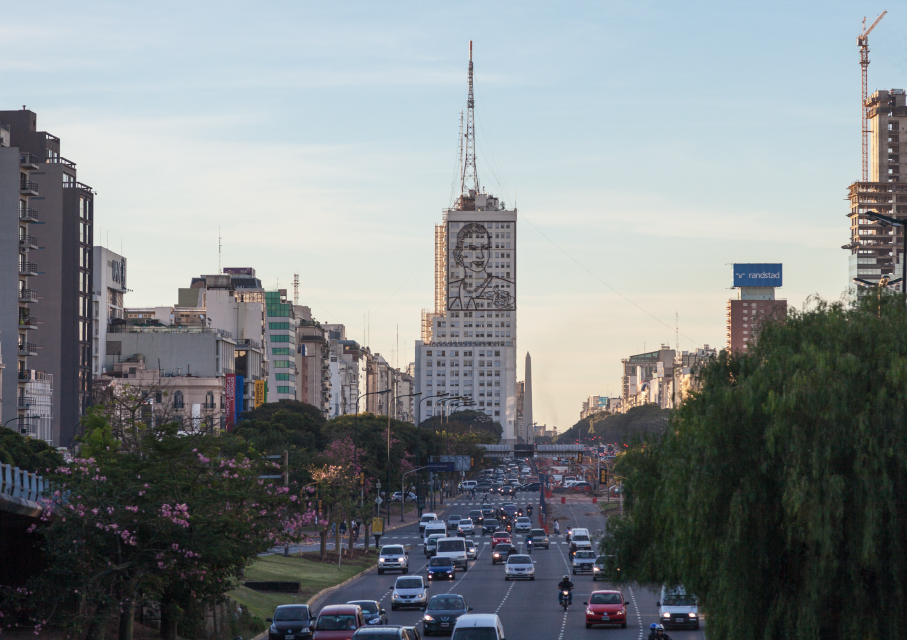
459;40;479;205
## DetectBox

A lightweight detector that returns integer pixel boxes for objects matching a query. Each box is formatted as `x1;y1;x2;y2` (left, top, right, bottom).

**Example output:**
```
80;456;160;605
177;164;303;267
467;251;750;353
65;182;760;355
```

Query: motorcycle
559;589;570;611
526;539;533;554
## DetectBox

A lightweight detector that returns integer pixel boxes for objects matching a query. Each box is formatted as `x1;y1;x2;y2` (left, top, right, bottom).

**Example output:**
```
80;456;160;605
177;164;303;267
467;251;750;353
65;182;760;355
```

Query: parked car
391;492;417;503
567;482;592;492
584;590;629;629
313;604;365;640
346;601;387;627
267;604;313;640
378;545;409;575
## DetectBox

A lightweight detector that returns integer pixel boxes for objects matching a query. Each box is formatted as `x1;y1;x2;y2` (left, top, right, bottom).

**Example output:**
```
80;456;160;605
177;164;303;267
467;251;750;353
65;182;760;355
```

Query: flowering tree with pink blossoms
1;415;318;640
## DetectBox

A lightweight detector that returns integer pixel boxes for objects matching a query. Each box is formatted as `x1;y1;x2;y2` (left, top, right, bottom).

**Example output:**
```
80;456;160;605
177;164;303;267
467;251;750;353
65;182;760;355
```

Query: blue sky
3;1;903;429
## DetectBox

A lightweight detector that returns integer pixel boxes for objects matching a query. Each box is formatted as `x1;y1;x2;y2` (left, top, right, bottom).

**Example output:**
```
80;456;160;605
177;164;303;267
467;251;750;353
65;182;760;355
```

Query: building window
272;347;291;355
273;360;292;368
277;386;293;394
271;334;292;343
205;391;215;409
173;391;184;409
269;322;291;330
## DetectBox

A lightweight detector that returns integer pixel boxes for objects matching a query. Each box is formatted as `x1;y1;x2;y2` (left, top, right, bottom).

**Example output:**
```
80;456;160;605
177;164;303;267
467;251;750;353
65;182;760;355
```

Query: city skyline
1;1;899;428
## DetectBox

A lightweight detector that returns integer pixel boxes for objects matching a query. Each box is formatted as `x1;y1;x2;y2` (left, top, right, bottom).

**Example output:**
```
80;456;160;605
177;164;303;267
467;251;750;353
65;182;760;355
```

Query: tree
602;294;907;640
0;426;64;472
556;405;669;445
3;415;316;640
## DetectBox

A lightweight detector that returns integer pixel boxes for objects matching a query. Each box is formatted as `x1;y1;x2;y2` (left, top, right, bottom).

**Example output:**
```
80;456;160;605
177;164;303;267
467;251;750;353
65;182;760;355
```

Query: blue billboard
733;263;782;288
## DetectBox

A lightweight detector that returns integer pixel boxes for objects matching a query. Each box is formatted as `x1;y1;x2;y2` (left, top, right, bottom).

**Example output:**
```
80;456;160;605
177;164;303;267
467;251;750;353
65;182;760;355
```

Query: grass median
230;551;378;623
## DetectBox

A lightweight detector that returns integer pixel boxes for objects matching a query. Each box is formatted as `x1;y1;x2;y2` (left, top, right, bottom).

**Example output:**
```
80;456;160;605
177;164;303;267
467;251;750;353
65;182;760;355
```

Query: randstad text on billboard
733;263;782;288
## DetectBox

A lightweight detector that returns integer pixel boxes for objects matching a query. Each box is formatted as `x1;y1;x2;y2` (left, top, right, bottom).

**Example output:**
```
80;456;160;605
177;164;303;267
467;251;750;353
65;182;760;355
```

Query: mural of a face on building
448;222;515;310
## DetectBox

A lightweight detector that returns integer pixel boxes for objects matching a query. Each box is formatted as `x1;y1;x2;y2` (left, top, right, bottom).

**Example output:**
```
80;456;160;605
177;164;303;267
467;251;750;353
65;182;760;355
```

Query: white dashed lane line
494;579;516;615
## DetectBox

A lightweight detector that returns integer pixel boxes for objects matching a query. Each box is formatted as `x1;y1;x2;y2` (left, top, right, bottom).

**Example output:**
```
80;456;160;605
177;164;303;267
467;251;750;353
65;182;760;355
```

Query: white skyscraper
414;42;518;442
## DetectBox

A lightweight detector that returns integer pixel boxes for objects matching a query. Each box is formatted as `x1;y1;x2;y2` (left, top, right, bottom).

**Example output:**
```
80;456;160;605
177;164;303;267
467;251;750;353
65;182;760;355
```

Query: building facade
0;109;93;447
845;89;907;287
265;290;296;402
725;265;786;353
92;247;128;378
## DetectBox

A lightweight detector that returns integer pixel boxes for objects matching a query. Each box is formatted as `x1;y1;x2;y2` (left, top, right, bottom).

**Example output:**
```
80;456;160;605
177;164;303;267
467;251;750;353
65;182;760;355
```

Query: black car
468;510;484;526
521;482;541;493
347;600;387;627
427;556;456;580
480;507;495;520
267;605;313;640
482;518;500;534
422;594;472;636
500;486;514;497
491;543;515;564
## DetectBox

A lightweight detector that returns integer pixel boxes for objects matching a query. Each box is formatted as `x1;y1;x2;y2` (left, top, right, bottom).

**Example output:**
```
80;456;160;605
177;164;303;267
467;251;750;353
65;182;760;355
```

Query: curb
307;561;379;609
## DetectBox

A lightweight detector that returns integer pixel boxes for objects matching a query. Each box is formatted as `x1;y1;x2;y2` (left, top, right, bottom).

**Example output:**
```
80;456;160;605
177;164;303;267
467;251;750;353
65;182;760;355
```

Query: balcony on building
19;180;39;196
19;208;39;223
47;156;77;169
16;395;36;409
19;234;38;250
18;288;38;303
19;261;38;276
19;153;40;170
18;342;37;357
19;314;38;330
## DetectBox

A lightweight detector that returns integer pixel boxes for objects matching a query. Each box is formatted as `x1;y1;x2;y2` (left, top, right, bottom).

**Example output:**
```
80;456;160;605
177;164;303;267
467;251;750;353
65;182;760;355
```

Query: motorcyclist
526;504;533;518
569;541;578;561
565;527;572;543
557;575;574;605
648;623;671;640
525;531;534;553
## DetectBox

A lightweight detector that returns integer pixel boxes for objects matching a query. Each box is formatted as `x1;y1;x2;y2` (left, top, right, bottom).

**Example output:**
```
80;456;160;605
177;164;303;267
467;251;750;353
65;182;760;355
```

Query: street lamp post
356;389;390;417
415;393;446;515
3;415;36;434
387;392;422;521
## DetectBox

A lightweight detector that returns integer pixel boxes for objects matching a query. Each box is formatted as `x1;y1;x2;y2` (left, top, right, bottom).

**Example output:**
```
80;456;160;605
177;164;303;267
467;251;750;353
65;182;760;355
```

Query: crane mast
858;11;887;181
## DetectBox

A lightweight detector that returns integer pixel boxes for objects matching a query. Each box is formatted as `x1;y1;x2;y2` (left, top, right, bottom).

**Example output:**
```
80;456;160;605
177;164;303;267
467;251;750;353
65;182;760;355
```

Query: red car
491;532;511;548
584;590;629;629
312;604;365;640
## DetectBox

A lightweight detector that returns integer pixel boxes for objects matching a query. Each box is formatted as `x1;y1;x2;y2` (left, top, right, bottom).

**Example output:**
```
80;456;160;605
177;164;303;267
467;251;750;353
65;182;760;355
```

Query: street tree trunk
85;600;111;640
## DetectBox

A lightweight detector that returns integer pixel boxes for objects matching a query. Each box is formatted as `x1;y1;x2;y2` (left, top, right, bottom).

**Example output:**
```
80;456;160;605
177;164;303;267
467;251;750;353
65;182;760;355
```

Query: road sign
372;516;385;536
375;496;384;505
427;462;455;473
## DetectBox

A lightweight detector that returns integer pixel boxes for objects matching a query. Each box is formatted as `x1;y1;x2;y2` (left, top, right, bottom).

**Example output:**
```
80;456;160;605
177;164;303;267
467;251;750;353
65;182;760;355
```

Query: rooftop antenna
459;41;479;203
456;110;464;206
675;312;679;352
858;11;887;181
218;227;222;273
293;273;299;306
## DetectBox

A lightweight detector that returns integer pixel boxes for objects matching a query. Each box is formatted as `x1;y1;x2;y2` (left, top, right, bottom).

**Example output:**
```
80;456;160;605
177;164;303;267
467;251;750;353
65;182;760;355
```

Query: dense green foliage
603;295;907;640
419;409;503;442
556;404;670;444
0;427;64;472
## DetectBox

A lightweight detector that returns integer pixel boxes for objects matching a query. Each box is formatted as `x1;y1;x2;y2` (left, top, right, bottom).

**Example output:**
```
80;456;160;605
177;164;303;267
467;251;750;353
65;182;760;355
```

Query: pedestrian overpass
1;463;51;586
478;443;586;458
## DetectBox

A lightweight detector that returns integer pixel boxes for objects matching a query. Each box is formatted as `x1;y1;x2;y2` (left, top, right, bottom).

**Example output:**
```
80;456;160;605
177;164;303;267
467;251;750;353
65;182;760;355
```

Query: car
424;534;445;558
464;539;477;561
267;604;313;640
390;576;429;611
427;556;456;580
467;510;484;526
503;554;535;581
529;529;550;550
513;517;532;533
567;482;593;492
571;527;593;551
450;614;506;640
490;543;515;565
446;515;462;532
474;482;492;492
592;555;614;580
434;537;468;570
657;586;699;630
482;519;500;535
419;514;439;533
521;466;531;474
423;522;447;544
572;550;597;574
350;626;412;639
480;507;495;520
456;519;474;536
422;594;472;637
490;532;511;548
313;604;365;640
520;482;541;493
584;590;629;629
378;545;409;575
501;504;518;520
499;485;514;497
391;492;418;503
401;626;422;640
347;601;387;627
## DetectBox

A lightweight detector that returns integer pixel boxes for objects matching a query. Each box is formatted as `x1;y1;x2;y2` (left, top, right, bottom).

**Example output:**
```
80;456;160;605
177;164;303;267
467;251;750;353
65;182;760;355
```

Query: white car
572;550;597;574
514;517;532;533
456;518;475;536
503;554;535;581
390;575;428;611
658;586;700;630
391;491;417;503
465;539;477;560
378;544;409;575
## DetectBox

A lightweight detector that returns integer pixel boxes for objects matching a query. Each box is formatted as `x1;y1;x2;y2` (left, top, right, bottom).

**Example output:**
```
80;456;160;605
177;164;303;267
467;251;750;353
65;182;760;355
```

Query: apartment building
726;264;786;353
92;246;127;378
0;109;94;447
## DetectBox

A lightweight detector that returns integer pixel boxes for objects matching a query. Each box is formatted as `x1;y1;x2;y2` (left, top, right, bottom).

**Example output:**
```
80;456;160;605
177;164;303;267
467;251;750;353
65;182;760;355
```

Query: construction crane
858;10;887;181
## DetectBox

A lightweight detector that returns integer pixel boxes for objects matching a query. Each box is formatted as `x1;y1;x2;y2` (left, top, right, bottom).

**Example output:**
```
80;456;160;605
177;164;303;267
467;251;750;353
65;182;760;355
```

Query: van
423;521;447;544
571;527;592;551
419;513;439;533
435;536;468;569
461;480;477;491
657;585;699;630
451;614;506;640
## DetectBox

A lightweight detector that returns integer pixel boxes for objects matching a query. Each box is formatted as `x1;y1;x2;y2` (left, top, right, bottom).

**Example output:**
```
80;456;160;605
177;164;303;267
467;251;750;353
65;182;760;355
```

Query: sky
3;1;904;430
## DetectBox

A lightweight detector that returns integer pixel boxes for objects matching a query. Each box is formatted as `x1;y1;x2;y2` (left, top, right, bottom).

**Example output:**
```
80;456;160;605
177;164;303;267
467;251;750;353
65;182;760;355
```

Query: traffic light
318;500;323;514
578;452;584;464
359;472;365;486
470;458;474;468
599;468;609;485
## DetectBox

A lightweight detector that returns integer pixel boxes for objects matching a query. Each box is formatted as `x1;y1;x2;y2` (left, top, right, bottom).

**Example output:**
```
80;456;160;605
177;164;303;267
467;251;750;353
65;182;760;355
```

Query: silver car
504;554;536;581
465;539;477;560
456;518;475;536
514;517;532;533
378;544;409;575
390;576;429;611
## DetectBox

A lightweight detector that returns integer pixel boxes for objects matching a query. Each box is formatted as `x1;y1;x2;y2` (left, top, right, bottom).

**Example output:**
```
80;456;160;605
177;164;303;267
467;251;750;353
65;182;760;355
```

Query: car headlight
427;574;433;579
270;625;277;632
392;593;401;600
586;610;594;616
662;613;670;618
618;609;626;615
367;618;380;625
379;558;385;562
689;613;697;617
423;615;434;622
593;567;600;572
398;557;405;562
